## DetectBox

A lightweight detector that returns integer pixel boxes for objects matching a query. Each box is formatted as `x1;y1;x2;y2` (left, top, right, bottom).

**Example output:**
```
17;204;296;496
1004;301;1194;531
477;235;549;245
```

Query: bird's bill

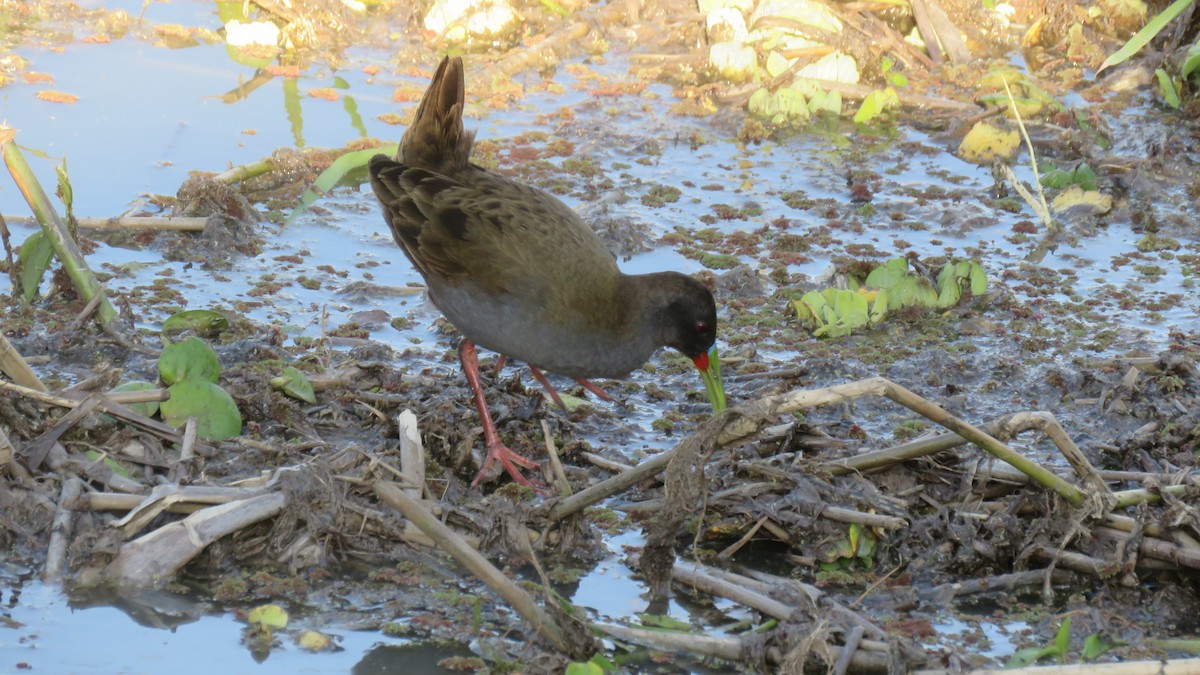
691;345;727;413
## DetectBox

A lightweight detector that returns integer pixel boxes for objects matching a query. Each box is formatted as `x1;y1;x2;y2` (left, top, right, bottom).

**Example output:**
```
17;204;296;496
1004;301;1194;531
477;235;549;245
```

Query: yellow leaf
1050;186;1113;214
297;630;332;651
247;604;289;632
958;121;1020;163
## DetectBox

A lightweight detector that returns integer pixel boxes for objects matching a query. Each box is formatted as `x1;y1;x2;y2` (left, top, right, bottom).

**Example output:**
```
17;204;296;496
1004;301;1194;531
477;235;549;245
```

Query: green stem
1;126;117;325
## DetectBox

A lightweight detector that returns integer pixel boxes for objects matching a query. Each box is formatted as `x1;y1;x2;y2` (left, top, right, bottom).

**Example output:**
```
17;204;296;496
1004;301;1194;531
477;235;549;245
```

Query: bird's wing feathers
369;156;615;298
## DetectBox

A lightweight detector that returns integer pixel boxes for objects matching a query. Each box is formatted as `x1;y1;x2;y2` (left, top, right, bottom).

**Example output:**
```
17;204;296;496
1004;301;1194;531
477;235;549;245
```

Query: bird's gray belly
428;284;652;379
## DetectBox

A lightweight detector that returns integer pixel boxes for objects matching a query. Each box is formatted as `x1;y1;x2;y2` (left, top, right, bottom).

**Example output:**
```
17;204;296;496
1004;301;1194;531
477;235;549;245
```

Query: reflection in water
68;584;208;631
353;641;477;675
216;69;277;105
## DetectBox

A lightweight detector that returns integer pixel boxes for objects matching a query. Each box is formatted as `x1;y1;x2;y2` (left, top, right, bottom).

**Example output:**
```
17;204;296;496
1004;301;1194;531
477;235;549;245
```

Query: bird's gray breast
428;282;656;379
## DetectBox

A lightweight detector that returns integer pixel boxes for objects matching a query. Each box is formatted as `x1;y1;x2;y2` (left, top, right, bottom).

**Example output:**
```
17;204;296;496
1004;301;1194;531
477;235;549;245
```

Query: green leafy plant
159;337;222;385
1082;633;1121;661
1099;0;1195;73
271;366;316;404
1007;619;1123;667
881;55;908;88
565;655;616;674
853;86;899;124
1155;68;1182;109
151;316;242;441
1039;162;1098;190
1008;617;1071;667
110;381;160;417
816;523;877;582
748;86;811;126
160;379;243;440
853;56;907;124
933;261;988;309
793;287;883;337
794;257;987;337
17;231;54;302
161;309;230;336
286;144;396;225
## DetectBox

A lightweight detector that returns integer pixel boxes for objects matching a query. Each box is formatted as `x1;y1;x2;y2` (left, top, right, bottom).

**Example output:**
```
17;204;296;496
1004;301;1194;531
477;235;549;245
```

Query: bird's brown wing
367;157;521;295
368;156;618;303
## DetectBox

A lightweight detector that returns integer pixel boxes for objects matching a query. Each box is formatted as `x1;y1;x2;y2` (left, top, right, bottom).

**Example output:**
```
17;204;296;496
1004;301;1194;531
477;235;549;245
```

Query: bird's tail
397;56;475;173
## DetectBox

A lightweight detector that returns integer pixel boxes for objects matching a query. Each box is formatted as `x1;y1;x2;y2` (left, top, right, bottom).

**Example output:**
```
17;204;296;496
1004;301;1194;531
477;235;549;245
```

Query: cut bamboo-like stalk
3;215;208;230
0;331;47;391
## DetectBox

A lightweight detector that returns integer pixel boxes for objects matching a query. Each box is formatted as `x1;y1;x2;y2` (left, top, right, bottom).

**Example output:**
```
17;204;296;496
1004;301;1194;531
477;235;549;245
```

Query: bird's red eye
694;321;710;334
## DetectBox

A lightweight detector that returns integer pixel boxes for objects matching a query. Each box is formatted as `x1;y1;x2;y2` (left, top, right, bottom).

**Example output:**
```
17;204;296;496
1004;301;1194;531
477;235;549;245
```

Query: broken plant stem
43;477;84;581
0;331;47;391
104;492;288;586
212;158;274;184
552;378;1083;522
0;379;182;444
1112;483;1190;508
373;480;587;656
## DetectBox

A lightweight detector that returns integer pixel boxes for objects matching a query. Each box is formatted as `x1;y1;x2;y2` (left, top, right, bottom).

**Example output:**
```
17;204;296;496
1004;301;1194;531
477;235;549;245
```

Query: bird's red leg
459;340;539;488
573;378;614;402
528;366;567;410
494;354;506;376
529;368;614;409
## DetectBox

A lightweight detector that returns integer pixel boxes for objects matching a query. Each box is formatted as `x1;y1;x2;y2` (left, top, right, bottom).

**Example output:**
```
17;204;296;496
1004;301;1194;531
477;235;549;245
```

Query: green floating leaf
111;380;160;417
1041;163;1099;190
162;309;230;336
968;263;987;295
286;145;397;225
748;87;811;126
1040;166;1074;189
793;290;828;324
1073;163;1098;191
808;88;842;117
853;87;899;124
864;256;910;288
161;379;242;441
159;337;221;386
271;365;317;404
17;231;55;303
1099;0;1195;73
870;289;889;323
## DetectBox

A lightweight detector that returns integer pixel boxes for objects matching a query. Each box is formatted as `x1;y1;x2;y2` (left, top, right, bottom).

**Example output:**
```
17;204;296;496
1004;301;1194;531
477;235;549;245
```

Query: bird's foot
470;439;541;489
